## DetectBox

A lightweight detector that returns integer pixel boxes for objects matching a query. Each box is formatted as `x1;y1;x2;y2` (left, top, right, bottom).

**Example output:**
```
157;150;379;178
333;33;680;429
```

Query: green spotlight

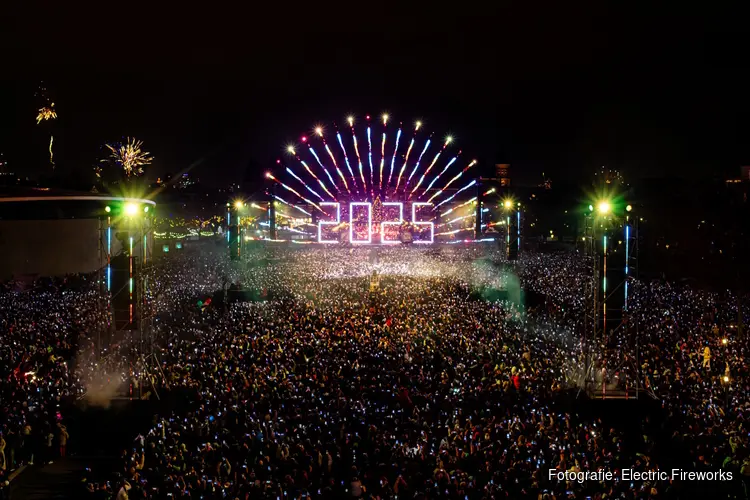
626;204;632;212
125;202;138;216
105;206;111;213
588;204;594;212
144;206;149;213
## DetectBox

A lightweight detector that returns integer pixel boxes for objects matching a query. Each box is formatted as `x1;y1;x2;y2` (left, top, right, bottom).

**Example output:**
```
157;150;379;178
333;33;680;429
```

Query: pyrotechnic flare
285;167;325;201
422;154;459;198
287;146;335;199
272;194;311;216
427;160;477;203
103;137;153;178
379;129;386;191
307;145;339;193
394;132;417;193
441;197;476;217
409;136;452;198
348;118;366;192
387;127;402;189
316;128;349;193
36;105;57;124
367;126;373;192
336;132;358;193
399;139;430;193
266;173;325;213
434;179;476;209
35;84;57;169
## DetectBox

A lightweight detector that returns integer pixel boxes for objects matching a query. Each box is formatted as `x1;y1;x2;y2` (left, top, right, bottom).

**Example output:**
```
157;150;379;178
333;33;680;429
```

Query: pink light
381;202;403;244
366;115;371;120
412;202;434;244
276;159;281;164
317;202;340;243
349;202;372;244
301;136;307;142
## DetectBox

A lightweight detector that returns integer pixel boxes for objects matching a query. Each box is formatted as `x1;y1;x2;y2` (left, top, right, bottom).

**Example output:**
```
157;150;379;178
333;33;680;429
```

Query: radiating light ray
286;167;325;201
351;127;366;192
103;137;153;178
367;126;373;192
409;138;451;198
288;147;336;199
266;173;325;213
49;136;55;169
483;187;496;196
336;132;359;193
323;142;350;193
421;155;458;198
379;131;386;191
308;146;339;193
427;160;477;203
437;212;475;228
387;128;402;189
395;138;415;193
400;139;430;193
272;194;312;216
441;197;477;217
434;179;477;209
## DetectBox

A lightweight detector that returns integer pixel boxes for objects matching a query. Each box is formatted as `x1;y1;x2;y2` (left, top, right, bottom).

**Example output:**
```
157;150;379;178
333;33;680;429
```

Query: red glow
301;136;307;142
276;159;281;164
366;115;370;120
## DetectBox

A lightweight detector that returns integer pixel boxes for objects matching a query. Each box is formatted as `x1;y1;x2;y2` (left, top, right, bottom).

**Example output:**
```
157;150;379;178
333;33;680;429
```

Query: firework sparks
427;160;477;204
400;138;430;193
102;137;153;178
336;132;358;193
387;127;402;189
421;155;459;198
36;104;57;124
409;137;452;198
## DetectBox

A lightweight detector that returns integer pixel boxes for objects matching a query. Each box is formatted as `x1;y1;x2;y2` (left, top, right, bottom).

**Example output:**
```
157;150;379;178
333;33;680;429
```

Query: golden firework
36;104;57;124
103;137;153;178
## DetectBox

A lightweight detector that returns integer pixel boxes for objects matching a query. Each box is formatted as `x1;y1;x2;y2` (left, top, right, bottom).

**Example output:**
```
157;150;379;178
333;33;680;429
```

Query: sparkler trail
266;173;325;213
394;137;415;193
427;160;477;203
336;132;359;193
399;139;430;193
409;137;452;198
387;127;402;189
273;194;312;216
288;147;335;199
434;179;477;209
49;136;55;169
318;130;350;193
421;155;458;198
367;126;373;192
307;144;339;193
442;197;476;217
349;119;366;192
286;167;325;201
380;114;388;191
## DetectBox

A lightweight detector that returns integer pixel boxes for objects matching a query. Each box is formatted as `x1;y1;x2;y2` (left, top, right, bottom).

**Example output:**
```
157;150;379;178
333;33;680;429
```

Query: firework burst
36;104;57;124
102;137;153;178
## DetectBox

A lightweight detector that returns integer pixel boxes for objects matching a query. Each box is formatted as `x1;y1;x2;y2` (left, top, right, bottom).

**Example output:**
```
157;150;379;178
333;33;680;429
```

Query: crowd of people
1;244;749;499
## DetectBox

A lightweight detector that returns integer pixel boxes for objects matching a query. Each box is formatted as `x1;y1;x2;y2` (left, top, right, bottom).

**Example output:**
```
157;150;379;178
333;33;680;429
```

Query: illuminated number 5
349;202;372;244
318;202;340;243
412;202;434;244
381;202;403;244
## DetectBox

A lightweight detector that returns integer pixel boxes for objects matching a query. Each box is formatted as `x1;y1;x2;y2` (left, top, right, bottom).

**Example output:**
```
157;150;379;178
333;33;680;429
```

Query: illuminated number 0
317;202;340;243
349;202;372;244
381;202;403;244
412;202;434;244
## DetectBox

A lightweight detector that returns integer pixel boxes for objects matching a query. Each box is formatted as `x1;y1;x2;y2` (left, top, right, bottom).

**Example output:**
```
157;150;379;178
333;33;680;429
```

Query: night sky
1;3;748;188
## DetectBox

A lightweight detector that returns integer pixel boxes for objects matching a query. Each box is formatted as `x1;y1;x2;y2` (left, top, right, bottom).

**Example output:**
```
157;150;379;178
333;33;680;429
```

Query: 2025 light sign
318;202;434;244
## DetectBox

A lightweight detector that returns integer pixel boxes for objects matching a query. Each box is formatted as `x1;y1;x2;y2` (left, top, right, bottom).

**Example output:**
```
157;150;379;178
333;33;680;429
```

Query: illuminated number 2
412;202;434;244
349;202;372;244
318;202;340;243
381;202;403;244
